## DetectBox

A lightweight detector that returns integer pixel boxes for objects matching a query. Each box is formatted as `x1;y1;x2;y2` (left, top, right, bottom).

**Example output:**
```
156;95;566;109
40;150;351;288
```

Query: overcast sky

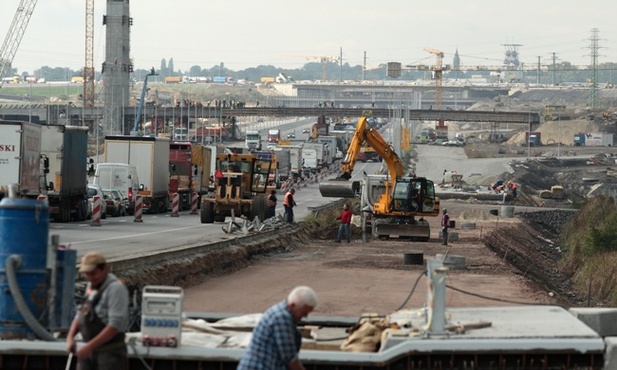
2;0;615;75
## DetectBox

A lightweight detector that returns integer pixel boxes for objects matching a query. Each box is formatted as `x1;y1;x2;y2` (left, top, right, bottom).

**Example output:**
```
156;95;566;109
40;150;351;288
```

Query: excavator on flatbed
319;117;439;240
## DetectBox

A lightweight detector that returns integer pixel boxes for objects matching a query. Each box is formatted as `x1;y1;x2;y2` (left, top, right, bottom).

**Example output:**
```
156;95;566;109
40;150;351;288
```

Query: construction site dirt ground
182;120;615;318
183;201;565;318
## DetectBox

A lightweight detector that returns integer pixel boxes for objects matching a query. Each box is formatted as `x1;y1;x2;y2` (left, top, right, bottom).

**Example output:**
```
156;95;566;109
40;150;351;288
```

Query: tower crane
424;47;447;109
84;0;95;107
0;0;38;88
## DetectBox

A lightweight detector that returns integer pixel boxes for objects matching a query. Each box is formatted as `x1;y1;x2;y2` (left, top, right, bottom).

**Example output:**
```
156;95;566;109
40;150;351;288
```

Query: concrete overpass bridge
0;104;542;128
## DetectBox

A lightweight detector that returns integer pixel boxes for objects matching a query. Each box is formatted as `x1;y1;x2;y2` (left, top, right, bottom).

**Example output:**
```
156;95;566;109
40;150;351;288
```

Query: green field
1;82;263;105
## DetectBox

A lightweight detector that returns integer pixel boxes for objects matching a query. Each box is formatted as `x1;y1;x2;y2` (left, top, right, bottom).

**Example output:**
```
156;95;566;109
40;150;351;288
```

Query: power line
586;28;601;109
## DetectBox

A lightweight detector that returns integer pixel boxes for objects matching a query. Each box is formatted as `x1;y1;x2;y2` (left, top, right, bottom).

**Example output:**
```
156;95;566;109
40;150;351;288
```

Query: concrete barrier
171;192;180;217
134;195;143;223
190;192;199;215
91;195;102;226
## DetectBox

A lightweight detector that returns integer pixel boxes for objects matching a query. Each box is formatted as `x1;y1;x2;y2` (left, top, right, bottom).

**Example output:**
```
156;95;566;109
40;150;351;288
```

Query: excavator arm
321;116;403;198
339;117;403;182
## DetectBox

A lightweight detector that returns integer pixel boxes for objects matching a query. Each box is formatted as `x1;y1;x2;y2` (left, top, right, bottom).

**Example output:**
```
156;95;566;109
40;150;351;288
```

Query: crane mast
424;47;445;109
0;0;38;88
84;0;95;107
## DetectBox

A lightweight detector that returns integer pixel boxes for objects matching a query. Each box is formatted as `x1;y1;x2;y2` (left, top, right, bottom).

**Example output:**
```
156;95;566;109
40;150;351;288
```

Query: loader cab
216;153;274;195
251;161;273;194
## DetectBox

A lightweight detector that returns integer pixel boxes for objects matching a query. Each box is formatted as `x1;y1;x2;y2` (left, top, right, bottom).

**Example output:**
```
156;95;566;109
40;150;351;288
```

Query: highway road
50;162;382;262
51;136;516;263
415;144;515;185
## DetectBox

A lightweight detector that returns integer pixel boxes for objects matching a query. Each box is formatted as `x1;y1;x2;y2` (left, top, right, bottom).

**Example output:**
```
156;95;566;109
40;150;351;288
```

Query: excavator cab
390;178;438;216
250;161;272;193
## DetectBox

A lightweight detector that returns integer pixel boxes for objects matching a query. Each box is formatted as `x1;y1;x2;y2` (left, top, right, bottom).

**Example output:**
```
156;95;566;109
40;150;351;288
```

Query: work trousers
441;227;449;245
284;205;294;223
337;223;350;242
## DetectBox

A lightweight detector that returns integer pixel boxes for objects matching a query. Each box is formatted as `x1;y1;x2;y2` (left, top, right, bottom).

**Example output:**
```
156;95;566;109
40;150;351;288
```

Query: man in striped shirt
237;286;318;370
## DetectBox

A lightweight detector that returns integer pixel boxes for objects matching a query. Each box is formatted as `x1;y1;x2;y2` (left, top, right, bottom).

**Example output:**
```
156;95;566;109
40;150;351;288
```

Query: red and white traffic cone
134;195;143;223
190;192;198;215
91;195;102;226
171;192;180;217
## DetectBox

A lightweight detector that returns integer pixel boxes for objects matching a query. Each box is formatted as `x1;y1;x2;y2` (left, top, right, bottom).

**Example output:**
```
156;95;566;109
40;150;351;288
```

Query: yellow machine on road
319;117;439;240
201;152;273;223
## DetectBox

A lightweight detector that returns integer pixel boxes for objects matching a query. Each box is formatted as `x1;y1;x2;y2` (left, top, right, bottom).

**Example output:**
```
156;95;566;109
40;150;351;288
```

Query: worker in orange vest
507;181;518;198
283;188;296;223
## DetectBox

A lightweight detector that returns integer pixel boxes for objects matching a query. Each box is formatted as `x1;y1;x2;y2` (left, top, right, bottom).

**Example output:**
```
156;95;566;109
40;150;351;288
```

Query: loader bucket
319;180;360;198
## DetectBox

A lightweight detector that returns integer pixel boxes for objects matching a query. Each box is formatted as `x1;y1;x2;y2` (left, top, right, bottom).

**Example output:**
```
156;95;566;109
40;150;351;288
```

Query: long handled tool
65;351;74;370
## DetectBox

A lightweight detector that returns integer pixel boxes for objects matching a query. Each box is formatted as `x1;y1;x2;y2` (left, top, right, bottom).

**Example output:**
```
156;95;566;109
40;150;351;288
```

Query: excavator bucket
319;180;360;198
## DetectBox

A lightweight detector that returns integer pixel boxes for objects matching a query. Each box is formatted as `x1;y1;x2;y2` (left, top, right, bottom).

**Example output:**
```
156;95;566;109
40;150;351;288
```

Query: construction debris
222;214;288;235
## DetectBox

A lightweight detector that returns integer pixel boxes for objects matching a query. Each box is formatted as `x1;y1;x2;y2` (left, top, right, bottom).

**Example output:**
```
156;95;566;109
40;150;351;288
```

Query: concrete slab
383;305;603;351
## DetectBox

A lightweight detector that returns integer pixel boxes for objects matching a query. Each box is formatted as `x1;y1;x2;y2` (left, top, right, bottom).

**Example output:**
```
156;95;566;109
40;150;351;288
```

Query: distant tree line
9;59;617;85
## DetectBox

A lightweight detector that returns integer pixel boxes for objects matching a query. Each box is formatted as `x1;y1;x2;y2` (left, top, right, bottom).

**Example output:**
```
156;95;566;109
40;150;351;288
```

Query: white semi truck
245;130;262;151
104;136;170;214
0;120;42;200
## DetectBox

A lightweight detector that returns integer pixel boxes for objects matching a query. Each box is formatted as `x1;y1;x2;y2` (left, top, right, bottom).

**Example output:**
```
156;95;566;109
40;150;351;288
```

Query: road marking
69;224;211;245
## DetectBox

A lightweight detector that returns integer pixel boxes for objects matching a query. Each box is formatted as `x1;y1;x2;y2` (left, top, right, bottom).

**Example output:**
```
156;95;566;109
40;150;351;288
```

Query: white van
93;163;140;215
174;127;188;141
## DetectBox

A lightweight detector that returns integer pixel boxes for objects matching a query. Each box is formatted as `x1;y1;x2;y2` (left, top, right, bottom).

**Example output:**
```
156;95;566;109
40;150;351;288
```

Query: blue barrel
0;198;49;339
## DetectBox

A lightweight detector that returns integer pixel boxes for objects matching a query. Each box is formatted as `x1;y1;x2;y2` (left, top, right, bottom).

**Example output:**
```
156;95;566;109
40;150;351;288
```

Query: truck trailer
104;136;170;214
302;142;328;172
0;120;42;200
40;125;89;222
272;147;291;185
279;144;304;179
169;142;212;210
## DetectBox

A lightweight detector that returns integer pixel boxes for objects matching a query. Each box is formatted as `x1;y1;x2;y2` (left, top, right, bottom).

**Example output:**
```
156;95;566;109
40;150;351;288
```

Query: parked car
442;140;463;147
87;184;107;219
101;189;125;217
104;188;127;217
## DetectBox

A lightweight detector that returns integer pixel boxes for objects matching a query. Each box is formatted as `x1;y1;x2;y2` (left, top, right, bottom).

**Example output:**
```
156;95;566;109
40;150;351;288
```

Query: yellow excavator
319;117;439;240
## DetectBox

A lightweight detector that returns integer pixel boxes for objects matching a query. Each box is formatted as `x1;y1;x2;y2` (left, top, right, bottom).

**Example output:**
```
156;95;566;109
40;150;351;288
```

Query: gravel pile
517;209;577;235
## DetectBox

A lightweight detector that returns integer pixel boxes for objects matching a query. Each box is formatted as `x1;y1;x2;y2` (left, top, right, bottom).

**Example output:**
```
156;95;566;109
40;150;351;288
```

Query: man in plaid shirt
237;286;318;370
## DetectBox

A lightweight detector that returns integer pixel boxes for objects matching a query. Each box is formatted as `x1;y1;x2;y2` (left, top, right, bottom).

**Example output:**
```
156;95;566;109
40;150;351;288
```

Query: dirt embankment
482;210;588;307
180;204;585;315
